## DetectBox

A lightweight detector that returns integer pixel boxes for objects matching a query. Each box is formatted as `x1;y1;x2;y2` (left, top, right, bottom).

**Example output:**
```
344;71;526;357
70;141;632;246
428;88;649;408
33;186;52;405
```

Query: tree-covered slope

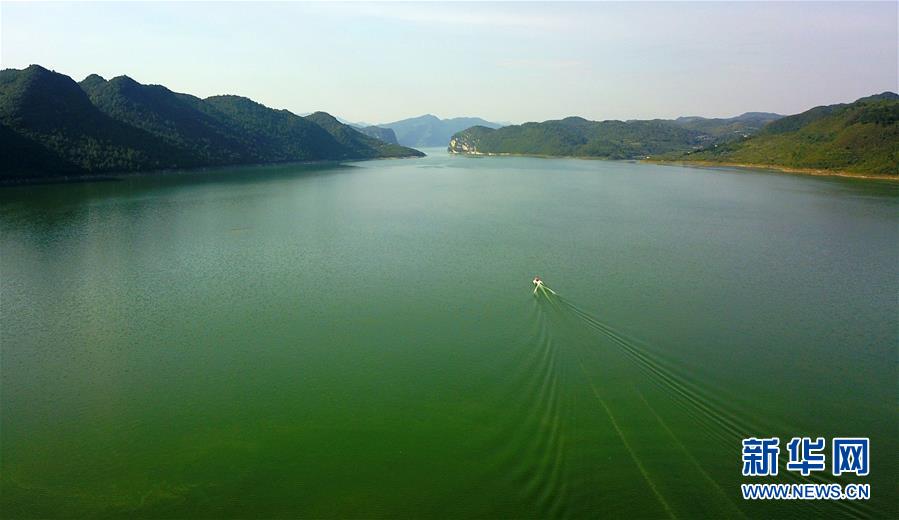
81;75;423;163
0;122;87;179
675;93;898;175
81;75;257;165
381;114;503;147
1;65;424;181
0;65;190;175
200;95;351;161
449;117;704;159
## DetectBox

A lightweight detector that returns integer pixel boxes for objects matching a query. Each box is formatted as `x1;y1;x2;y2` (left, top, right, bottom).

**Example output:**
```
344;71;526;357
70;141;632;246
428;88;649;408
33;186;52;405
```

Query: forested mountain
0;65;191;177
672;93;898;175
448;117;704;159
380;114;503;147
0;65;423;181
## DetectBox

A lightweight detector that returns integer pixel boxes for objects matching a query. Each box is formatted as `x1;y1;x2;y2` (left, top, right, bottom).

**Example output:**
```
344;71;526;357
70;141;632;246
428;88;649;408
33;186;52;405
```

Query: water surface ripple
1;150;896;518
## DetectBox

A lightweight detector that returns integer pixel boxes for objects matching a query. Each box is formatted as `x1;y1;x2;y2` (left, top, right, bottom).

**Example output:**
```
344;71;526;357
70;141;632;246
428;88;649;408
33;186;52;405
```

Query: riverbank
647;159;899;181
0;154;426;187
449;151;899;181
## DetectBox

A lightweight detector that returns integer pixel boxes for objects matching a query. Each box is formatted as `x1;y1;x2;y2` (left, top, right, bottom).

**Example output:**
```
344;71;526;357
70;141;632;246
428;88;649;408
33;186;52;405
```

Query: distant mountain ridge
675;112;781;124
669;112;783;143
355;125;399;144
0;65;423;181
380;114;503;147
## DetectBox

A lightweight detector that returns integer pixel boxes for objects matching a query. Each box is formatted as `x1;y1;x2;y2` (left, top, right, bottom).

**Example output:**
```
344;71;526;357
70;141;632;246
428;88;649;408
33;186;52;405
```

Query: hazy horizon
2;1;896;125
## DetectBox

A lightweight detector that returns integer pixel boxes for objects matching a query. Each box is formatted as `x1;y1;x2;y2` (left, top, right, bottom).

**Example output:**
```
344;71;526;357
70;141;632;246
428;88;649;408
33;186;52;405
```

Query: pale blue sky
2;1;896;123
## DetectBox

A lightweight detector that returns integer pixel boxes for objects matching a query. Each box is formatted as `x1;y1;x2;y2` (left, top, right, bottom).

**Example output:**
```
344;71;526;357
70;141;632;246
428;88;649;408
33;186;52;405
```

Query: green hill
81;74;263;166
670;93;898;175
0;65;190;175
0;65;423;182
199;96;352;161
449;117;705;159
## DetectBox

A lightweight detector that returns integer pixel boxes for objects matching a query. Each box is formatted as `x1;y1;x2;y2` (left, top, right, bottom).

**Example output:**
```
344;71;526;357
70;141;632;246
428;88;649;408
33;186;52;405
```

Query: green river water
1;149;897;518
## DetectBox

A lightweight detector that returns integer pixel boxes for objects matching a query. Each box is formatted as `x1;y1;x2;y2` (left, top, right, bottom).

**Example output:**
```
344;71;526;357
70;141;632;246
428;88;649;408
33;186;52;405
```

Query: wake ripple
539;292;873;519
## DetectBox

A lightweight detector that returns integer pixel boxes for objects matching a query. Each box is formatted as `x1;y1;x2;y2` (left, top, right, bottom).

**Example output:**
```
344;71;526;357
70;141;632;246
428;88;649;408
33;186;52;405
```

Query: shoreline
448;151;898;181
447;150;632;161
646;159;898;181
0;154;425;187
